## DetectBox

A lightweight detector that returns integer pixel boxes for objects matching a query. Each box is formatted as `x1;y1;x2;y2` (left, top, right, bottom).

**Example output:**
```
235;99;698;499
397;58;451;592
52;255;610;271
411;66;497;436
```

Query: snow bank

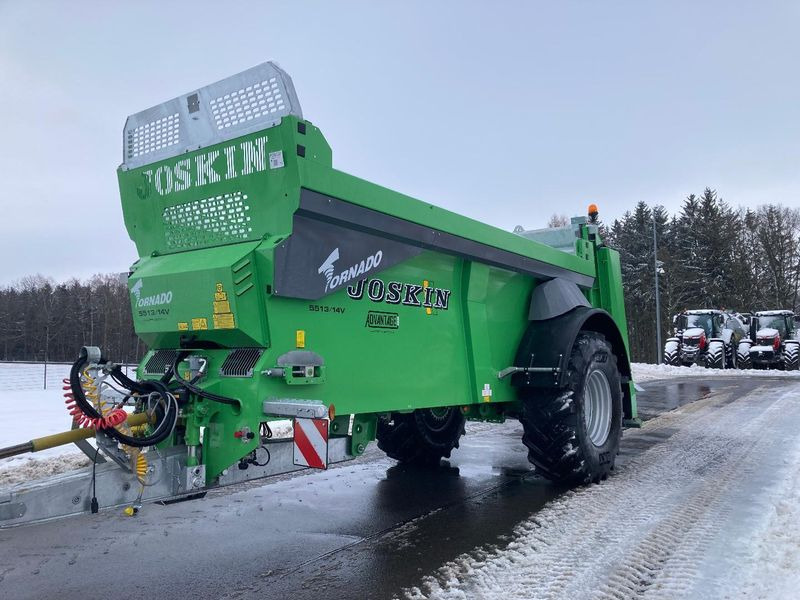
0;454;91;487
631;362;800;383
0;383;97;485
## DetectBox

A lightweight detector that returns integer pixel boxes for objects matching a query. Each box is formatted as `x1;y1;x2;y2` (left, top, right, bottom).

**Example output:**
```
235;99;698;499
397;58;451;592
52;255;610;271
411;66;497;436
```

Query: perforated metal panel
210;77;286;130
162;192;253;250
122;62;302;170
127;113;180;160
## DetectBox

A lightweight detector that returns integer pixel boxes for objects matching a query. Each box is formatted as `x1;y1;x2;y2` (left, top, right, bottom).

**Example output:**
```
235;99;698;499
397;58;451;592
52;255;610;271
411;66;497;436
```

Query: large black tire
784;344;799;371
725;342;737;369
737;342;752;369
377;407;466;465
663;346;680;366
705;342;725;369
518;332;623;485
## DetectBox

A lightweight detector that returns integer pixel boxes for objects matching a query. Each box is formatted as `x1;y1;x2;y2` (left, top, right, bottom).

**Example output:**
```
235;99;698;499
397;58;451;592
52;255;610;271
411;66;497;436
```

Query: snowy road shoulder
402;379;800;599
731;431;800;598
631;361;800;383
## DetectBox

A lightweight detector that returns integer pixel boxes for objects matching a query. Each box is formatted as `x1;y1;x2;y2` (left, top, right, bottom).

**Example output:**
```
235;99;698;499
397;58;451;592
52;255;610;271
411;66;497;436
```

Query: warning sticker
213;300;231;314
212;282;236;329
269;150;285;169
213;313;235;329
481;383;493;403
191;318;208;330
178;322;189;331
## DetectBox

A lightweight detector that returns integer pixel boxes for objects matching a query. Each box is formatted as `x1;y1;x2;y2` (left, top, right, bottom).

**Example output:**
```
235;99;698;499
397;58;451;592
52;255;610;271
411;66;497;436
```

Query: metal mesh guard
122;61;302;170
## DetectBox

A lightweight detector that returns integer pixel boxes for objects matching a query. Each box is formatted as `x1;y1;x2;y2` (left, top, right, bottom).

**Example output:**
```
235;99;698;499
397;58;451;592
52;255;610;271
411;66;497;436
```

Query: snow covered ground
402;379;800;599
0;363;88;483
631;361;800;383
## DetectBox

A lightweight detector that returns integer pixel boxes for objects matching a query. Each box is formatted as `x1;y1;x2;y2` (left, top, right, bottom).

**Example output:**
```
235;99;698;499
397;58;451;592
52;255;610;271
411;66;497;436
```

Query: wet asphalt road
0;376;788;600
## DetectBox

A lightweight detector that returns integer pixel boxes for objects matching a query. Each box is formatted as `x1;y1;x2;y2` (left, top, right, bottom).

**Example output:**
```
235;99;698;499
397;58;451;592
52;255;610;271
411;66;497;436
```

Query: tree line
2;187;798;365
0;274;143;363
605;188;800;363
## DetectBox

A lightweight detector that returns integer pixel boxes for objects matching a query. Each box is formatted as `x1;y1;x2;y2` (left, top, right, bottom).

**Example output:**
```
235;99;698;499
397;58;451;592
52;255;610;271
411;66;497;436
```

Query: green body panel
131;241;267;347
119;115;633;482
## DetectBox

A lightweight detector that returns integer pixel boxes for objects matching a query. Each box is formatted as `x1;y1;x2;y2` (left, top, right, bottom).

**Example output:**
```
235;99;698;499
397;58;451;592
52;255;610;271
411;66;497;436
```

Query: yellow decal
178;322;189;331
296;330;306;348
191;318;208;330
212;282;236;329
423;280;433;315
214;300;231;314
213;313;235;329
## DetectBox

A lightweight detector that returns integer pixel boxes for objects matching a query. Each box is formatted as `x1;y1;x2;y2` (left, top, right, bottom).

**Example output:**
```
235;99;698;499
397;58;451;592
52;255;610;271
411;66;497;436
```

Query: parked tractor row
663;309;799;370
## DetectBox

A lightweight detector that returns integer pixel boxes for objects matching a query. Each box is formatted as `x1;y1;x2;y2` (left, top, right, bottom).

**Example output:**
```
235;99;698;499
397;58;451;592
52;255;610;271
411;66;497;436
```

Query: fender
512;306;634;418
719;328;733;345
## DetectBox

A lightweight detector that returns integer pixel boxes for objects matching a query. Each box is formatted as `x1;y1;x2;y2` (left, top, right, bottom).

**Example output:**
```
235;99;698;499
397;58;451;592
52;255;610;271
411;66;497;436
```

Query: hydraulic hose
69;349;178;448
171;353;240;406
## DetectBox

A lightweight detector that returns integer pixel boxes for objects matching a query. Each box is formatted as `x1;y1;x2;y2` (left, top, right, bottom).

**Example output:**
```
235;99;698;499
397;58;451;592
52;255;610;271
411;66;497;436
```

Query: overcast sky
1;1;798;285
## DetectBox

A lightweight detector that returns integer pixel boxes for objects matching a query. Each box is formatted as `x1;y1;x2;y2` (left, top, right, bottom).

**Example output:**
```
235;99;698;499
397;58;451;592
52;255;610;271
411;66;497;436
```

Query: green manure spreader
0;63;636;526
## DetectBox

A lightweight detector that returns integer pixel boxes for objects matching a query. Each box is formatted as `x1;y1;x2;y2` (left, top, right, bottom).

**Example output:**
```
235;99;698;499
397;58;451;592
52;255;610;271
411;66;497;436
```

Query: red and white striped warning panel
293;417;329;469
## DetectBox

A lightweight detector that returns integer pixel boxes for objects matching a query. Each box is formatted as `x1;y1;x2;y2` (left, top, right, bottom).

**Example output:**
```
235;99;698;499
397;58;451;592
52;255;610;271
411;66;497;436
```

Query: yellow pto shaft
0;413;150;460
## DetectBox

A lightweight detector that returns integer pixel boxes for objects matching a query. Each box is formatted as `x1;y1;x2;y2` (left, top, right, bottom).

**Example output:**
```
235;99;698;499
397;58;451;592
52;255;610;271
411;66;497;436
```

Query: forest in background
604;188;800;363
1;188;798;364
0;274;141;364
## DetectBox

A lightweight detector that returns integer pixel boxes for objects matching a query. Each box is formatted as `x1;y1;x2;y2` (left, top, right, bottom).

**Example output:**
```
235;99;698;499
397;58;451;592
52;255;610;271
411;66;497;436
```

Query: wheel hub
584;369;612;447
421;407;453;432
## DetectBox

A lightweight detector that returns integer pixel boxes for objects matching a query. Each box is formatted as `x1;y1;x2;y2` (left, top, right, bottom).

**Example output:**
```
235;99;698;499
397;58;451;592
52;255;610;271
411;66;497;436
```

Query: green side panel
129;241;267;348
596;246;630;353
117;117;334;258
595;245;637;420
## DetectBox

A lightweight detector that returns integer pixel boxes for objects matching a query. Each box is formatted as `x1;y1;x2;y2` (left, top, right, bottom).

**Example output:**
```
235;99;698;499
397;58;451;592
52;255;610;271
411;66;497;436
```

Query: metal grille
126;113;180;160
220;348;263;377
144;349;179;375
122;62;303;170
210;77;286;130
162;192;253;249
